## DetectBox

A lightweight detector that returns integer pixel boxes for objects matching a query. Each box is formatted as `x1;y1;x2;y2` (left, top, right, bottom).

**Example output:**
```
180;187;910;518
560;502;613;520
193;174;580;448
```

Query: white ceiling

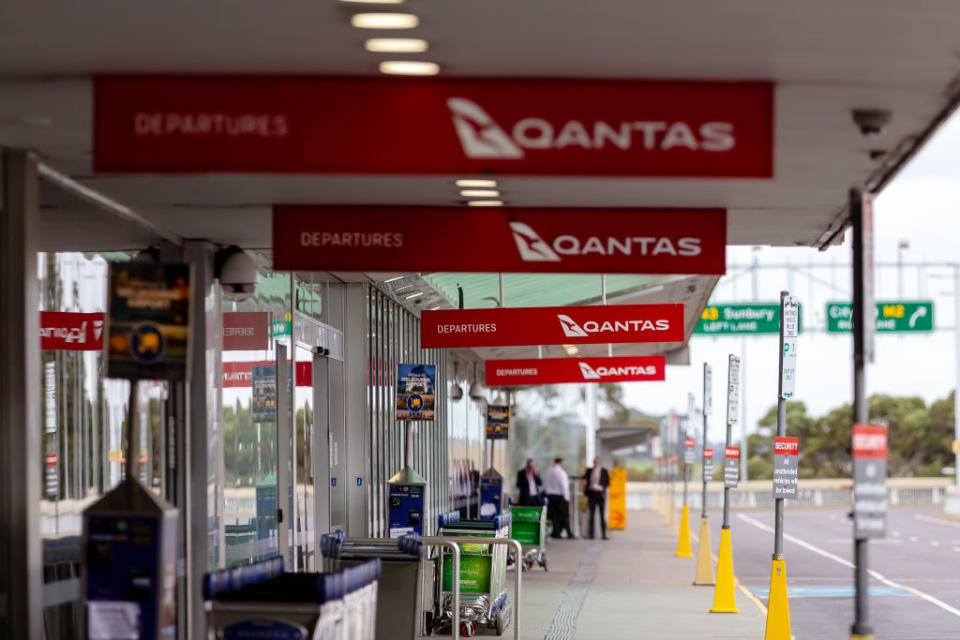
2;0;960;251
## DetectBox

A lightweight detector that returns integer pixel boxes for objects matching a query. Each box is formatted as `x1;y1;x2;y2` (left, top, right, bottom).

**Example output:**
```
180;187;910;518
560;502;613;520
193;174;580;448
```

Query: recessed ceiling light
351;13;419;29
455;179;498;188
466;200;503;207
365;38;428;53
379;60;440;76
405;291;424;300
459;189;500;198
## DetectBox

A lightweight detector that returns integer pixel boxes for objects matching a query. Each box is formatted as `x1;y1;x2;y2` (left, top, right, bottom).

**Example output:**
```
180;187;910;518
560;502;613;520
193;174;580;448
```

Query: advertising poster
106;262;191;380
486;404;510;440
252;365;277;423
396;363;436;421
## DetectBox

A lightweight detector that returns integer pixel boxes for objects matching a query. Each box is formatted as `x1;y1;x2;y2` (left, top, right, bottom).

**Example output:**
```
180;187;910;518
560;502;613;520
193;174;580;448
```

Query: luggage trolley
320;531;462;640
435;511;512;638
203;556;380;640
508;504;548;571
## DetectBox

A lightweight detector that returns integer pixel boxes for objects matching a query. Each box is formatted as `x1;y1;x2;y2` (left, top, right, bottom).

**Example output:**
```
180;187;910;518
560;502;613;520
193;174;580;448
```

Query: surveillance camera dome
852;109;892;137
217;247;258;301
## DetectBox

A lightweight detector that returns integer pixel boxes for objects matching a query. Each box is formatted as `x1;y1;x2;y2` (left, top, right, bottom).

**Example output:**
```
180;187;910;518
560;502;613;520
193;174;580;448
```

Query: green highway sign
825;301;934;333
694;303;803;335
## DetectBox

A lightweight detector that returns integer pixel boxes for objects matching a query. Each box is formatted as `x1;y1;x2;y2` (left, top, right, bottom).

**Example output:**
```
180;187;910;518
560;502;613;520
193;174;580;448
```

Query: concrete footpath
506;510;767;639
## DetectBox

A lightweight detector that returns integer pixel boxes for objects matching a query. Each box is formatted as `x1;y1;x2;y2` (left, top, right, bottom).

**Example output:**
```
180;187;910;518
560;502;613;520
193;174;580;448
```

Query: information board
486;404;510;440
726;355;740;425
825;301;934;333
684;437;696;464
780;296;799;399
724;446;740;488
773;437;799;498
396;363;436;421
695;303;804;335
388;482;425;537
703;449;714;480
852;424;887;539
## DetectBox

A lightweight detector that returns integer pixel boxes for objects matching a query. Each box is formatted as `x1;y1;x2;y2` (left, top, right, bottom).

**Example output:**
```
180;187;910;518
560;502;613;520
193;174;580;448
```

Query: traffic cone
763;556;792;639
710;527;739;613
675;505;693;557
693;516;714;585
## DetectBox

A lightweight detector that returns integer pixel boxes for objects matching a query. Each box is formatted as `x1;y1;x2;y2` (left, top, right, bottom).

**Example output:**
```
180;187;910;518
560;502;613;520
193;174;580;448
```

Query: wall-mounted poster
106;262;191;380
252;365;278;423
486;405;510;440
396;363;436;421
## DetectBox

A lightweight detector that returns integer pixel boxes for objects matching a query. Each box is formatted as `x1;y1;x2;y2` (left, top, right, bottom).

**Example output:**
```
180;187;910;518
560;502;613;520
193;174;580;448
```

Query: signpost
852;424;888;539
712;355;741;614
684;438;696;464
825;301;934;333
694;362;715;586
772;438;799;499
695;303;802;335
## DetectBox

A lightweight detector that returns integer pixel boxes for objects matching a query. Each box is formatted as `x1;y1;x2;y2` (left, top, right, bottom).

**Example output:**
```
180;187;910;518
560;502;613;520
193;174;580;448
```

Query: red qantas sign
94;76;773;177
223;312;269;351
272;206;725;275
485;355;665;386
421;304;684;348
223;361;312;388
40;311;105;351
852;424;887;459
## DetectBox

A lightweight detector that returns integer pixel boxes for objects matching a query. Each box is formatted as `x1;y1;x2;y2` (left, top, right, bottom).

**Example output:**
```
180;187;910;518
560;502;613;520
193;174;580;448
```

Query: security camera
852;109;892;137
215;246;258;301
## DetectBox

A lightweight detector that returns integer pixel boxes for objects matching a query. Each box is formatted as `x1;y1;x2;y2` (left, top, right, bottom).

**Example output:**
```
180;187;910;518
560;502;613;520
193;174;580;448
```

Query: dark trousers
547;494;572;538
587;491;606;538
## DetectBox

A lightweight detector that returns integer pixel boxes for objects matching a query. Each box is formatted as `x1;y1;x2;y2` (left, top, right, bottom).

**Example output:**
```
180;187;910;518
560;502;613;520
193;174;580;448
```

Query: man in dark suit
515;458;543;506
582;457;610;540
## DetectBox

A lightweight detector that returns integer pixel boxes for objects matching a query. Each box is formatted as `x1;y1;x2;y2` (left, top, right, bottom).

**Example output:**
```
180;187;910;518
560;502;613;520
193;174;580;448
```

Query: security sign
703;448;714;480
852;424;887;539
773;437;799;499
684;437;696;464
724;446;740;488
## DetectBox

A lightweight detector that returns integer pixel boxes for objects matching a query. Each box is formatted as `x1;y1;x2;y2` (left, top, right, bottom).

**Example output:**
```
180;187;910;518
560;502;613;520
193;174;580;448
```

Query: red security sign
773;437;799;456
94;76;773;178
273;206;726;275
45;453;58;467
685;438;696;448
704;449;715;459
852;424;888;459
40;311;105;351
485;355;665;386
223;312;269;351
421;304;684;348
724;446;740;459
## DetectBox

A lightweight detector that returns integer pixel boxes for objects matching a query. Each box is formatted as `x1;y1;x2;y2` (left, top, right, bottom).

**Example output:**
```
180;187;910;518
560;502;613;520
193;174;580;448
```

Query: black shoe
602;535;609;540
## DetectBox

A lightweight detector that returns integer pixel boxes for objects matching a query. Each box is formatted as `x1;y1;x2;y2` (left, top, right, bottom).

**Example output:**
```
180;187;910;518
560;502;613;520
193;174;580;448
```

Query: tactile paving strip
543;541;603;640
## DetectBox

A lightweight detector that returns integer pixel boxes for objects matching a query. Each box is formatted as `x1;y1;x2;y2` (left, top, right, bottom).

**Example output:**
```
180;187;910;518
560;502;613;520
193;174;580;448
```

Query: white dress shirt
544;464;571;501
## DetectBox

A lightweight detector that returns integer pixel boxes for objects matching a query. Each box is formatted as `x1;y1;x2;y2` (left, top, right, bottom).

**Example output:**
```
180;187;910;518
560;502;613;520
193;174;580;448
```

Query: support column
343;284;370;536
0;149;42;639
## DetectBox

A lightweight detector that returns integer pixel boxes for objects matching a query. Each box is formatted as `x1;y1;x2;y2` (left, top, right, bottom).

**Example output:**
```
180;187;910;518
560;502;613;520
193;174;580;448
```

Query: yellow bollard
850;636;874;640
693;516;714;585
763;557;792;640
709;527;739;613
675;504;693;557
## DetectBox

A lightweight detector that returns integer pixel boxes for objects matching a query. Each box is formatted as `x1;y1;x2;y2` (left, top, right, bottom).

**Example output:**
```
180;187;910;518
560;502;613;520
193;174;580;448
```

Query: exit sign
826;301;934;333
695;303;803;335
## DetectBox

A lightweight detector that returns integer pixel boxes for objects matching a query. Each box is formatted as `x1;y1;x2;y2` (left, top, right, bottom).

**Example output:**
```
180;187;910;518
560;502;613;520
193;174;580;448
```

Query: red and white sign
485;355;665;386
272;206;725;275
421;304;684;348
704;449;714;459
40;311;105;351
852;424;887;459
94;76;773;178
685;438;696;448
223;312;269;351
223;361;313;388
774;437;800;456
725;446;740;459
45;453;58;467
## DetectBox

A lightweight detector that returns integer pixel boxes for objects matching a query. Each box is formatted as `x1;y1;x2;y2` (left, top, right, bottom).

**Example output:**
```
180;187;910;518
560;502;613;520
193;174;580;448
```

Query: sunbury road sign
826;301;934;333
695;303;803;335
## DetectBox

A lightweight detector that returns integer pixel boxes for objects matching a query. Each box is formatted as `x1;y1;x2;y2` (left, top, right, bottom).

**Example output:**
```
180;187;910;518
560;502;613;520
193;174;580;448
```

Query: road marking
916;514;960;530
931;541;941;547
688;526;768;617
909;536;919;542
746;585;910;598
737;513;960;619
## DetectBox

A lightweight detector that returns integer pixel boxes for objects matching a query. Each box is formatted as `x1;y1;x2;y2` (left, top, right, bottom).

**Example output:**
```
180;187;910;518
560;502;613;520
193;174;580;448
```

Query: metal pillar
701;363;710;519
774;291;789;558
343;284;370;536
0;149;42;639
954;266;960;490
851;190;873;638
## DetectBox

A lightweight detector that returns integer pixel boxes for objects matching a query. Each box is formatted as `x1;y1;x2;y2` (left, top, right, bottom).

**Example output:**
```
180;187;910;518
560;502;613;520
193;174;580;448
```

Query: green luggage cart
436;512;511;638
508;504;548;571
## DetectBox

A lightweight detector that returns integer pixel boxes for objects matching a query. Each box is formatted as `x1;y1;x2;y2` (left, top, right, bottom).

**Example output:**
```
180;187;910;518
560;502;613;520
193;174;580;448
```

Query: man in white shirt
544;457;575;539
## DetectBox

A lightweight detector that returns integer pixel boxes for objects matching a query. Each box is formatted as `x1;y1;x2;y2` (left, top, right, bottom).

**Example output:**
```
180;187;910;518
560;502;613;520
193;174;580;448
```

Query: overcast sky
619;107;960;442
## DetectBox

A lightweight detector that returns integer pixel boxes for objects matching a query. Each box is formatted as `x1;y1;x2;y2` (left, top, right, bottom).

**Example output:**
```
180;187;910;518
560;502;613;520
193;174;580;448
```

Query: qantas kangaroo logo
509;222;561;262
557;315;589;338
447;98;524;159
578;362;601;380
93;320;104;341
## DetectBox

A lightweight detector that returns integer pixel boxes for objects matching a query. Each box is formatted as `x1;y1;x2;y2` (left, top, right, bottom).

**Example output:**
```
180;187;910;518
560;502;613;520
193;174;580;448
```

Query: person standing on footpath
544;457;575;539
515;458;543;506
582;456;610;540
